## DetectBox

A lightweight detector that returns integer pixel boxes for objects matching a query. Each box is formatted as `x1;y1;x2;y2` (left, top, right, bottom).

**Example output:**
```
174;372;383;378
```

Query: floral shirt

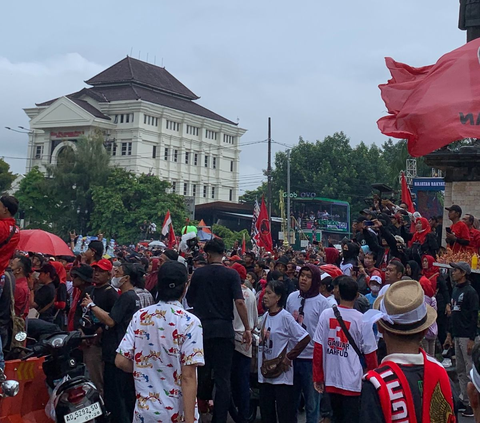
117;300;204;423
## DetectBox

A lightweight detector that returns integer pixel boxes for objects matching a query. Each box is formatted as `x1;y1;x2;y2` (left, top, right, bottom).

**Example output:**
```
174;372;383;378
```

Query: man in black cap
83;240;104;265
116;261;204;423
445;205;470;253
243;251;256;273
444;261;479;417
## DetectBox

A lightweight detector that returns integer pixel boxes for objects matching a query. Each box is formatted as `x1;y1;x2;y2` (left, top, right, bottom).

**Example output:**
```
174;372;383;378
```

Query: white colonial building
24;57;246;204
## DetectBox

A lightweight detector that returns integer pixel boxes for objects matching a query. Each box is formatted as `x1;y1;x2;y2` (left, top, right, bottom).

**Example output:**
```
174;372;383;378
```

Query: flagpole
267;117;272;222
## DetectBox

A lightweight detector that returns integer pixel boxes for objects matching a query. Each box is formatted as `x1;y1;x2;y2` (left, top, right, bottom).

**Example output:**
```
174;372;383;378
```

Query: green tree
90;168;187;244
14;166;51;229
0;158;16;193
239;182;268;204
212;224;250;250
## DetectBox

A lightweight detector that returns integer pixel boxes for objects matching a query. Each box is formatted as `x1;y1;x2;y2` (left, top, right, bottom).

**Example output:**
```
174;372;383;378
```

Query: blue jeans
293;359;320;423
229;350;251;423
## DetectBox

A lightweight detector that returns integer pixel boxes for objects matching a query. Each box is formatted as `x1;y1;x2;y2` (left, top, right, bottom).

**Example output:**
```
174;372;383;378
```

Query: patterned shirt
117;300;204;423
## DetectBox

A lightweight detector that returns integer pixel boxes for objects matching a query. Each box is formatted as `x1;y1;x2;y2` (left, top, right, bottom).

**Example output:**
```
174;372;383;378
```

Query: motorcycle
0;368;19;399
22;331;109;423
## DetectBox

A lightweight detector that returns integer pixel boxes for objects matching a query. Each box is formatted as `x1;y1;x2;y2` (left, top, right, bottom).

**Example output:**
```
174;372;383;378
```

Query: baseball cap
445;205;462;215
231;263;247;281
92;258;113;272
449;261;471;275
357;216;367;223
71;264;94;283
369;275;383;286
157;261;188;290
193;254;206;264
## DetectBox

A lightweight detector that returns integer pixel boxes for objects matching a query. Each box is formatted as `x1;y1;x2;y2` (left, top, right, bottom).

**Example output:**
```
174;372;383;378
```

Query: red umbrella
17;229;74;256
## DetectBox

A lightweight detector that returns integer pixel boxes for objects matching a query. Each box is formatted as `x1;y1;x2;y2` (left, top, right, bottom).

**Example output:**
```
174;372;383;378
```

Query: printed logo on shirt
327;318;351;358
262;326;273;353
292;310;306;329
453;293;464;312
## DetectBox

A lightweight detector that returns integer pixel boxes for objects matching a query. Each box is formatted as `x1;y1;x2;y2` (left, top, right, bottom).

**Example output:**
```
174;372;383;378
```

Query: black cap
157;261;188;290
445;205;462;215
71;264;93;283
88;240;104;256
193;254;206;264
357;215;367;223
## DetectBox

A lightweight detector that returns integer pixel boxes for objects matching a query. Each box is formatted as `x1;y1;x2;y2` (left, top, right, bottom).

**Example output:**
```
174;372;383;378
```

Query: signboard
411;178;445;191
50;131;84;139
411;177;444;219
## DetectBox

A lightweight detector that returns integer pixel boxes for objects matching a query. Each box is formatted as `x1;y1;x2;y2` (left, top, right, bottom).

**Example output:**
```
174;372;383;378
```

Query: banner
256;196;273;252
251;198;260;253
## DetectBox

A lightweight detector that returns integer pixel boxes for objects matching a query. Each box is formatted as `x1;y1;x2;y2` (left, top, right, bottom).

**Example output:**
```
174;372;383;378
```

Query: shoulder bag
260;314;288;379
332;305;364;361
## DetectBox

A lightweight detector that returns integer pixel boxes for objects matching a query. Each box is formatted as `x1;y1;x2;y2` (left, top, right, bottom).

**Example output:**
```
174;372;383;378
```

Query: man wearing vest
359;280;455;423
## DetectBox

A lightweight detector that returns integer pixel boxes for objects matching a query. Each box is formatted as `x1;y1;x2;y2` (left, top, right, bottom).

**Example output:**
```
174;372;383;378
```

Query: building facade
24;57;246;204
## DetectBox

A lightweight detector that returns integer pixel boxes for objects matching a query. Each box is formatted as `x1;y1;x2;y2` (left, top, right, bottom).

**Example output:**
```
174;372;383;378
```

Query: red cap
319;264;343;279
230;255;242;262
231;263;247;281
92;258;113;272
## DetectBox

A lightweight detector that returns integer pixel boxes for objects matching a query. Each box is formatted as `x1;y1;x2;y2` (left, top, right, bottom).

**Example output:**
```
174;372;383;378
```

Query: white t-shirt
378;283;390;298
258;308;309;385
286;291;329;359
313;306;377;393
233;285;258;357
322;294;337;308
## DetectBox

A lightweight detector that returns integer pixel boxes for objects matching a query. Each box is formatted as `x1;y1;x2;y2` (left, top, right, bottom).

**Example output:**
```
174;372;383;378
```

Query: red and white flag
161;211;172;236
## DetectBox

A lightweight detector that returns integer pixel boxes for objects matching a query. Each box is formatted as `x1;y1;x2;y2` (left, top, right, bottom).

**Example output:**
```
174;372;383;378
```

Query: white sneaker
441;358;453;368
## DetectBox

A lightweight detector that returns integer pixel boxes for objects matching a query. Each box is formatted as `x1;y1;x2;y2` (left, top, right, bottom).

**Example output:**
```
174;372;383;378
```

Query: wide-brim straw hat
373;279;437;335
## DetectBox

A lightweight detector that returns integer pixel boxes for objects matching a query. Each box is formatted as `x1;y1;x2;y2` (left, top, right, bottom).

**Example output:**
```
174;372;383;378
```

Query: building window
212;157;216;169
205;155;209;167
112;143;117;156
164;147;169;160
166;120;180;131
121;142;132;156
120;114;124;123
174;150;178;162
172;182;176;193
211;187;215;199
126;114;130;123
144;114;147;124
185;152;189;164
186;125;199;136
184;183;188;196
131;113;134;123
230;160;234;172
152;146;157;159
223;134;235;144
192;184;196;197
203;186;207;198
114;115;119;123
205;129;218;140
194;153;198;166
229;189;233;201
35;145;43;159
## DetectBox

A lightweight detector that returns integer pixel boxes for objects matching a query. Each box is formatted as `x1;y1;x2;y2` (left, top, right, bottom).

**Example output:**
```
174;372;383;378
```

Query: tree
0;158;16;193
90;168;187;244
212;224;251;250
239;182;268;204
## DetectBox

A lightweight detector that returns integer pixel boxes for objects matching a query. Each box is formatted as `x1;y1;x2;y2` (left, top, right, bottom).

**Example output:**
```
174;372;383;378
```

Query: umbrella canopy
17;229;74;257
148;240;166;247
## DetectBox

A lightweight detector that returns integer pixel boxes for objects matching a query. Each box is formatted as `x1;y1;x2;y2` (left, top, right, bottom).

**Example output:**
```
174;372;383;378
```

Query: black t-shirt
0;271;13;327
450;282;479;340
359;364;424;423
186;264;243;339
35;283;56;322
102;290;140;363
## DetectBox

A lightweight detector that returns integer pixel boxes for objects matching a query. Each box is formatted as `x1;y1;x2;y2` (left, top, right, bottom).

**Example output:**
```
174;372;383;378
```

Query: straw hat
373;280;437;335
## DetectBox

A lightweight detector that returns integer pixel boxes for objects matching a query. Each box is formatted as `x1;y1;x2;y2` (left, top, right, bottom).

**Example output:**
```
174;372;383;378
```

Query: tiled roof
69;98;111;120
85;57;199;100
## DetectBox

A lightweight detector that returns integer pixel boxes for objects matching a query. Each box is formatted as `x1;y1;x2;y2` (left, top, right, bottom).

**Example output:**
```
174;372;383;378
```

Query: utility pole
286;149;291;244
267;117;272;221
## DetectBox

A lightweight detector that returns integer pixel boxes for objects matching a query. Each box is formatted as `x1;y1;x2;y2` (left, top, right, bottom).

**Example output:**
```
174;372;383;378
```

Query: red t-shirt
0;218;19;276
14;277;30;318
450;221;470;253
469;228;480;253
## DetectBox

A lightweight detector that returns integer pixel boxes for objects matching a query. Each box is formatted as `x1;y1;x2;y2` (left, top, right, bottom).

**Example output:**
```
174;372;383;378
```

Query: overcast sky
0;0;465;194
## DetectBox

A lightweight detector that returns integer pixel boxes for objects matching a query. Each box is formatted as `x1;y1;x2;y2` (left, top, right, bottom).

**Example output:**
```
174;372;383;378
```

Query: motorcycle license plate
64;402;103;423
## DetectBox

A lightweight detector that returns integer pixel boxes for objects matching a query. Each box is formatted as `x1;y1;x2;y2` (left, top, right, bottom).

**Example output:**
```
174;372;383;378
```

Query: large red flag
168;224;176;249
378;39;480;157
401;172;415;213
256;197;273;252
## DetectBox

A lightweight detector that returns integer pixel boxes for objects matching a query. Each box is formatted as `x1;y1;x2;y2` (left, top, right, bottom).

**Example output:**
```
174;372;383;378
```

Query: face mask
370;285;380;294
111;276;124;289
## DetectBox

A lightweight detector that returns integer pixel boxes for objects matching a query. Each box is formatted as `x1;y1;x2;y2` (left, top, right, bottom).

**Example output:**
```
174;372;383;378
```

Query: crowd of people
2;192;480;422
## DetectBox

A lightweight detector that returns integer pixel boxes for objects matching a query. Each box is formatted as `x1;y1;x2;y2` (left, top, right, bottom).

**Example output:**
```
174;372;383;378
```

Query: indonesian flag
161;211;172;236
401;172;415;213
255;196;273;252
377;39;480;156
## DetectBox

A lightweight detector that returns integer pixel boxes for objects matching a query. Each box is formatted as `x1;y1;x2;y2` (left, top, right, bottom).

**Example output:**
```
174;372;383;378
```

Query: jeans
0;327;6;370
455;337;474;406
229;350;251;423
197;337;235;423
259;383;295;423
293;359;320;423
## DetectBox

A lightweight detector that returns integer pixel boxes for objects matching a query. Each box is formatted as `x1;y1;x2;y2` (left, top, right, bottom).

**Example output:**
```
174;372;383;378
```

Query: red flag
241;233;246;256
256;197;273;252
168;224;176;249
401;172;415;214
378;39;480;157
